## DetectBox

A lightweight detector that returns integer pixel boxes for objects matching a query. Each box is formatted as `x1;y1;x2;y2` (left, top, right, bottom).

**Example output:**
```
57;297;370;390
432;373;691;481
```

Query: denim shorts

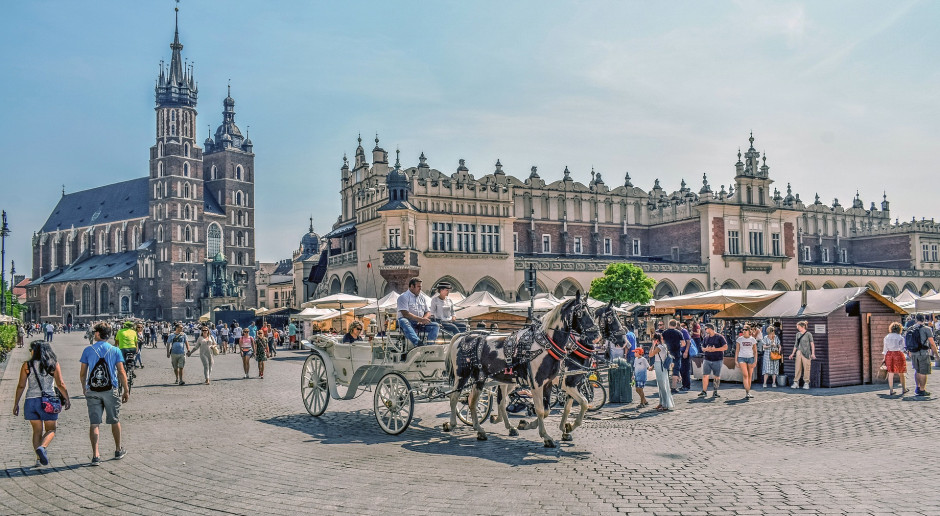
738;356;756;365
702;360;723;377
23;397;59;421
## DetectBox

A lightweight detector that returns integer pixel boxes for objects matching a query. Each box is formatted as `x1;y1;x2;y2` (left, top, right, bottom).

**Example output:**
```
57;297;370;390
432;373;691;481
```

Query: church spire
155;5;197;107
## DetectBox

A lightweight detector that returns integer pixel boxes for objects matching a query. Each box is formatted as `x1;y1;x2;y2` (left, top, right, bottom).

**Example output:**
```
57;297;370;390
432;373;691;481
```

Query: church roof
203;189;225;215
41;178;150;233
30;249;140;285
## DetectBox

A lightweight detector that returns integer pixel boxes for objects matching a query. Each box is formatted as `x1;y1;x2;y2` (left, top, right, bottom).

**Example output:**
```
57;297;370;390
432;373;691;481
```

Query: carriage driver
397;277;440;347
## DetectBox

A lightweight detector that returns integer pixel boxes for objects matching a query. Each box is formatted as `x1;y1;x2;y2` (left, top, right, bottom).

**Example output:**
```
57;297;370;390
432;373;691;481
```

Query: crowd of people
9;316;299;468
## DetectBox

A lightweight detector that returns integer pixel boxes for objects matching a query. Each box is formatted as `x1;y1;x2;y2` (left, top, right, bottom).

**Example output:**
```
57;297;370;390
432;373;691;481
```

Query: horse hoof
544;439;556;448
509;428;519;437
564;422;573;433
442;423;452;432
561;433;572;441
477;432;488;441
517;421;528;430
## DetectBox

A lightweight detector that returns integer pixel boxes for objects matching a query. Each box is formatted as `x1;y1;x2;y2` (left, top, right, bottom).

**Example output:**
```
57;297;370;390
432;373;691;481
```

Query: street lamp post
0;211;9;316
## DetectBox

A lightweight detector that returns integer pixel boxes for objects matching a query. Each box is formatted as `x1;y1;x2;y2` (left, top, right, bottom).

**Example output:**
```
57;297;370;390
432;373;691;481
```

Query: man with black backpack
906;314;938;397
78;322;130;466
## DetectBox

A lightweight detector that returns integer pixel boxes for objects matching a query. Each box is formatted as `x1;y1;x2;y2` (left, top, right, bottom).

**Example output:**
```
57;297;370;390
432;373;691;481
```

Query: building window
456;223;476;252
771;233;781;256
211;165;218;180
748;231;763;255
236;252;245;265
802;246;812;262
574;237;582;255
840;248;848;263
923;244;931;262
727;230;741;255
235;191;242;206
185;286;191;300
207;223;222;257
481;224;500;253
513;232;518;252
409;229;415;249
932;244;938;262
604;238;612;255
82;284;91;314
158;162;164;177
632;238;641;256
822;247;830;262
184;142;190;157
183;163;190;177
99;284;109;314
236;165;243;181
48;287;57;316
185;248;193;262
541;234;551;253
431;222;452;251
671;247;679;261
388;227;401;248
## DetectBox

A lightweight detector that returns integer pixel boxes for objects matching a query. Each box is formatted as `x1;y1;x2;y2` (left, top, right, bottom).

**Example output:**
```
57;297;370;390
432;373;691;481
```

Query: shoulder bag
30;362;62;414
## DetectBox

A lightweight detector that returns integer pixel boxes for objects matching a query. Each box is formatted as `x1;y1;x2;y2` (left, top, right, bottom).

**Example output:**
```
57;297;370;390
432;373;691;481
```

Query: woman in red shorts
882;322;909;396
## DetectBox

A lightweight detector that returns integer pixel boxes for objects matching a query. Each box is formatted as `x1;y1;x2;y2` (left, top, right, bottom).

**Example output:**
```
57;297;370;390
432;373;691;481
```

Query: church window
183;183;191;199
157;225;164;242
236;252;245;265
207;224;222;257
48;287;57;315
158;162;164;177
180;271;186;280
171;125;176;136
184;226;192;242
191;269;197;279
236;165;243;181
158;142;164;157
65;285;74;305
237;231;245;247
184;142;190;157
235;191;242;206
183;163;190;177
186;248;193;262
185;286;191;300
211;165;217;180
81;285;91;314
171;110;176;122
99;284;109;314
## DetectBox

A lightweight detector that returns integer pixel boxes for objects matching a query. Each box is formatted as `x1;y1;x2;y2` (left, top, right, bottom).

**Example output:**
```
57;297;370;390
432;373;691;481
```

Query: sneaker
671;389;680;394
36;446;48;466
697;391;707;398
91;456;101;466
790;383;799;389
916;390;931;397
114;448;126;460
34;460;42;468
770;384;776;388
712;391;720;398
803;384;810;390
747;392;754;399
179;380;185;386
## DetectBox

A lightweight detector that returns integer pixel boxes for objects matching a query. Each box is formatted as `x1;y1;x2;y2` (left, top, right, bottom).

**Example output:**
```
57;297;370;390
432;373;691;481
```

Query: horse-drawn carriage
300;293;625;445
300;331;492;435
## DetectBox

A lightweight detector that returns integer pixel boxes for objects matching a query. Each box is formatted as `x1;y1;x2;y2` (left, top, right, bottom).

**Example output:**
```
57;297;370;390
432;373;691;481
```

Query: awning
653;289;785;311
301;293;375;310
915;291;940;312
322;222;357;239
715;287;905;318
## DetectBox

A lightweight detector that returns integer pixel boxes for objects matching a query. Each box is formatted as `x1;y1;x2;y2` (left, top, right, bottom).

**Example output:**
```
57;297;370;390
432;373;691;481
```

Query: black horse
443;292;600;447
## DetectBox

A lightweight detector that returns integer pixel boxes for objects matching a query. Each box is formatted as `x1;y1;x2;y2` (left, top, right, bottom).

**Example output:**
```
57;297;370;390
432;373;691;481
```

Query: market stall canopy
915;291;940;312
199;312;211;322
454;305;499;320
311;309;348;322
653;289;785;311
894;290;920;304
0;314;18;323
456;291;507;308
926;289;938;297
300;293;375;309
355;291;400;315
715;287;905;318
296;307;339;320
500;295;564;313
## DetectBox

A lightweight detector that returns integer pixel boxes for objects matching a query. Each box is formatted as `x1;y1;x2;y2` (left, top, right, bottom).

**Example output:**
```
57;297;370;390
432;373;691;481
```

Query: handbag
210;344;220;356
30;363;62;414
687;341;699;358
769;339;783;361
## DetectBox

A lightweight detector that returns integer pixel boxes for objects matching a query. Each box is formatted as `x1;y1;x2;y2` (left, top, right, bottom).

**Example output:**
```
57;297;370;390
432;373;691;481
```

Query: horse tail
444;336;456;383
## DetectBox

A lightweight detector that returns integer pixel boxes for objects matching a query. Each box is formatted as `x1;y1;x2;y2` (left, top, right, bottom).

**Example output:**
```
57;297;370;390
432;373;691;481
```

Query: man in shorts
167;324;191;385
79;322;129;465
910;314;938;396
698;324;727;398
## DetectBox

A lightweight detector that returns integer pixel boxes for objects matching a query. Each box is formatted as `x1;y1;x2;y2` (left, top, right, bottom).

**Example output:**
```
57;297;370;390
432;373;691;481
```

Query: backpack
688;340;699;358
88;347;114;392
904;324;923;353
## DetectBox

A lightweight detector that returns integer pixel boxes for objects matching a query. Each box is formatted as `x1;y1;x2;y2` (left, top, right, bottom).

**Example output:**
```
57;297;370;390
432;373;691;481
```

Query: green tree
589;263;656;305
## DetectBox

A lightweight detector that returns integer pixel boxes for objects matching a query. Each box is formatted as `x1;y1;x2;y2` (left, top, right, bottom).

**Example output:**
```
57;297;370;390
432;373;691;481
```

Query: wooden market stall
715;287;905;387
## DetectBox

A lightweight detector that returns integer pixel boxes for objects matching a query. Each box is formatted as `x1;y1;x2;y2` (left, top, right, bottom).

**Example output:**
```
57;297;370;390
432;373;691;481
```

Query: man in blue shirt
79;322;129;466
625;324;638;361
248;322;258;339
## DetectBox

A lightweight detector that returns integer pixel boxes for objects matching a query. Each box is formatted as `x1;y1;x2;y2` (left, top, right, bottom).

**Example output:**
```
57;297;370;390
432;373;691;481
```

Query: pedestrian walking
44;322;54;342
760;327;781;388
882;322;909;396
255;333;268;378
134;323;145;369
789;321;815;390
288;321;298;349
736;324;758;399
239;332;254;379
189;326;216;384
12;341;71;467
219;324;230;354
698;324;727;398
650;332;675;411
167;324;191;385
79;323;129;465
633;347;650;407
907;314;937;397
679;322;693;391
662;320;684;393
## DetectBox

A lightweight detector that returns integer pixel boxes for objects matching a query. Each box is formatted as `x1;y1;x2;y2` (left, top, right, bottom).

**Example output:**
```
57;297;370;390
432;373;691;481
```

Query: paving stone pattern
1;333;938;515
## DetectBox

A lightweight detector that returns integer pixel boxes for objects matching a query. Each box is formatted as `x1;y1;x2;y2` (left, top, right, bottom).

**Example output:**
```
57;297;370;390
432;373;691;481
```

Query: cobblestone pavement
2;332;938;515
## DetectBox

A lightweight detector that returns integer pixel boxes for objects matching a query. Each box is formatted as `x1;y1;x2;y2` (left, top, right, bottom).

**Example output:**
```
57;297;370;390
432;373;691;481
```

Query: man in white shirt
430;282;466;336
396;277;439;346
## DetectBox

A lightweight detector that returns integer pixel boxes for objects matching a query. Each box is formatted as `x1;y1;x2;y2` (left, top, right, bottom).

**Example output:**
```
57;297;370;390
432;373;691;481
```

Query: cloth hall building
25;14;257;324
313;133;940;303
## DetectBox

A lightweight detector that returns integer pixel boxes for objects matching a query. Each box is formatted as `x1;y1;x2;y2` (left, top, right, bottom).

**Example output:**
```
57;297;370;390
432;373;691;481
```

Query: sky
1;0;938;281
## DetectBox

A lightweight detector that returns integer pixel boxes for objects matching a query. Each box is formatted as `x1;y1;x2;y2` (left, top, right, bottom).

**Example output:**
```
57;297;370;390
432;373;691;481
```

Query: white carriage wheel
301;353;330;417
457;387;494;426
374;372;414;435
